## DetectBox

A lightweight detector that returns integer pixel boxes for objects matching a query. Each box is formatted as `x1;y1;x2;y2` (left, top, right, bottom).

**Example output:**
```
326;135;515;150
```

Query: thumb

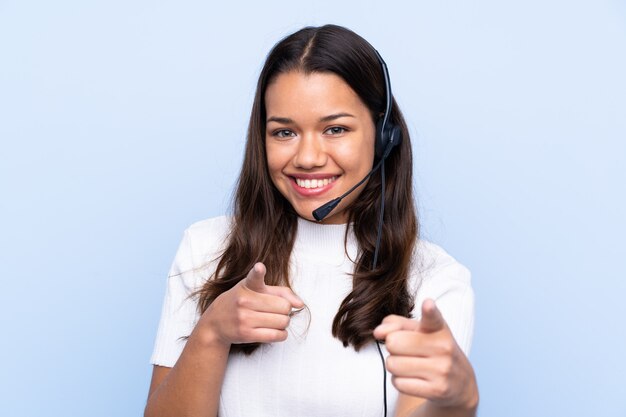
243;262;267;293
419;298;446;333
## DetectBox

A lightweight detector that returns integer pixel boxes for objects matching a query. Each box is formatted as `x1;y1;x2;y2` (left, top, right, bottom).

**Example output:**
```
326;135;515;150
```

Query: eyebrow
319;112;355;122
266;113;356;124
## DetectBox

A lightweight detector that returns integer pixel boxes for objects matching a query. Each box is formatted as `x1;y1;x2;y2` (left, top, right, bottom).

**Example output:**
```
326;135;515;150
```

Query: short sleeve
412;243;475;355
149;217;232;367
150;228;202;367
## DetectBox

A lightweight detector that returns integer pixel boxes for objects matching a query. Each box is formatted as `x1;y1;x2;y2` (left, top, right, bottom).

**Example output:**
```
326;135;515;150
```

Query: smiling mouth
293;176;338;189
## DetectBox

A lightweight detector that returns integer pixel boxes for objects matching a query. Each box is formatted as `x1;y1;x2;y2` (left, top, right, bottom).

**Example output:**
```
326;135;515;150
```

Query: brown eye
325;126;347;135
274;129;296;138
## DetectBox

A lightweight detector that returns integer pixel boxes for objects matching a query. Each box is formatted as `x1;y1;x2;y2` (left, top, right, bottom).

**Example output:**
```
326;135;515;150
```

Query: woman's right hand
197;262;304;347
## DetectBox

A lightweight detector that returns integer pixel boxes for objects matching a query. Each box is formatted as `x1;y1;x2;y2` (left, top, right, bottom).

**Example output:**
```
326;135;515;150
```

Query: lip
287;173;340;180
288;174;339;196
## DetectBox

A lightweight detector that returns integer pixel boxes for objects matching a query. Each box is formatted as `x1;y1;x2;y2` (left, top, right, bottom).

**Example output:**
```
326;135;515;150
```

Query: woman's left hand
373;299;478;412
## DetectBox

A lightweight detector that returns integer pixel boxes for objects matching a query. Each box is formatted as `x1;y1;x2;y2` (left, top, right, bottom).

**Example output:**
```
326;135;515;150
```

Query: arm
144;263;303;417
144;327;230;417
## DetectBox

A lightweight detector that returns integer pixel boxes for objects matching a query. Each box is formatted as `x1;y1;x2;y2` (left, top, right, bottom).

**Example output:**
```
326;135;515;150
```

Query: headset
313;49;399;417
312;50;401;224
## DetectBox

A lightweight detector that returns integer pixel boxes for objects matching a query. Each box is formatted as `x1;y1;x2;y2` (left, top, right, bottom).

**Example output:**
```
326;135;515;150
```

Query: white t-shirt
151;216;474;417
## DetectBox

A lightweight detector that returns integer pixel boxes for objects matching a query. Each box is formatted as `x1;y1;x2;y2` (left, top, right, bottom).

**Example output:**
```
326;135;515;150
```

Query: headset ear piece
375;119;403;159
390;124;402;148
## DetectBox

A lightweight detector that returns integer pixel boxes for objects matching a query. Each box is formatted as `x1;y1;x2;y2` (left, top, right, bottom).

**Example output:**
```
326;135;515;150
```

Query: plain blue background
1;1;625;416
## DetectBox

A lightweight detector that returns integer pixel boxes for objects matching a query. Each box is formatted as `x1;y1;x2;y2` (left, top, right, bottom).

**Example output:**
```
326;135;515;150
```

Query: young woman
145;25;478;417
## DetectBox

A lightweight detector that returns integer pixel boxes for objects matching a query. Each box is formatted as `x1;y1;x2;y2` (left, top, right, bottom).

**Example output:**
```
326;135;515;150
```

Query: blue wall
1;1;624;416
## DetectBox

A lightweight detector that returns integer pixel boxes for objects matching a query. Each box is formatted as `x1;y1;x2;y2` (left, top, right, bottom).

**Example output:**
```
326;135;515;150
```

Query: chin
293;207;317;222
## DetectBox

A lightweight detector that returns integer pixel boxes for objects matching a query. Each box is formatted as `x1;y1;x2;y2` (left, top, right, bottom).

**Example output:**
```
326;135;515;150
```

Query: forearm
403;398;478;417
144;328;230;417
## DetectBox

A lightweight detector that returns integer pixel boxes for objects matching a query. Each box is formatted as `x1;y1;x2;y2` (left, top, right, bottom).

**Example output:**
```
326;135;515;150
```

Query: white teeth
295;176;337;189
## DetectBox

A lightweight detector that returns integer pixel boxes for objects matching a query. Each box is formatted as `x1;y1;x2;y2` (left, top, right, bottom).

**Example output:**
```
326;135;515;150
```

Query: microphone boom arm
312;157;385;221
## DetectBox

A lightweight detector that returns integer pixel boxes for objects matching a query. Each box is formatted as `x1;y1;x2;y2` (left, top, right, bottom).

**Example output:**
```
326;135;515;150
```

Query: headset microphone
311;165;377;221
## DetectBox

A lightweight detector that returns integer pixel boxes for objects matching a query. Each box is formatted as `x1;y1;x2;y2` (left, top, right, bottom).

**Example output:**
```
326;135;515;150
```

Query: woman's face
265;71;376;224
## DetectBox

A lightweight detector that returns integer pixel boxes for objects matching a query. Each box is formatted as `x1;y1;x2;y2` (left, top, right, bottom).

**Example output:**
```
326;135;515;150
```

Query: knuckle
435;358;453;379
388;314;407;325
440;340;455;355
434;338;454;355
390;375;400;390
277;299;291;315
236;309;249;324
385;333;401;352
390;376;407;393
279;315;290;329
382;314;398;324
433;381;450;399
238;328;251;342
236;296;249;308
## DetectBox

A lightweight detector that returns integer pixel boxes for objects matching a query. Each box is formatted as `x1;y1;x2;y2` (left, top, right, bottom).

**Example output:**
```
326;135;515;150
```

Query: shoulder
414;240;471;285
183;215;233;252
408;240;473;305
169;215;233;284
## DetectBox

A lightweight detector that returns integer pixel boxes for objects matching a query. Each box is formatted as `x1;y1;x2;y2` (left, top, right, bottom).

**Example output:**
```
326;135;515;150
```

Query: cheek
334;127;375;166
335;145;374;174
265;144;281;172
265;144;292;185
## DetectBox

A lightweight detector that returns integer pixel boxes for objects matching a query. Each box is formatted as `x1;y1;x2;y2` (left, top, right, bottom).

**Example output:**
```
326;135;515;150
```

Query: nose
293;134;327;169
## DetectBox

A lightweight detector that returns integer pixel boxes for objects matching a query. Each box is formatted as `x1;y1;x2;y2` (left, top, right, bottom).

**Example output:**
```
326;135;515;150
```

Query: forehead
264;71;369;118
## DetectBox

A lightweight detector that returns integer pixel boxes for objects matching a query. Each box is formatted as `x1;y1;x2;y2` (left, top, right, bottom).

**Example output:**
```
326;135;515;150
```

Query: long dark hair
197;24;418;353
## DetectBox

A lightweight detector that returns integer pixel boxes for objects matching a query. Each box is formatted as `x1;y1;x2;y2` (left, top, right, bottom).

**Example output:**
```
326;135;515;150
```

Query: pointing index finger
419;298;446;333
243;263;304;308
244;262;267;293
